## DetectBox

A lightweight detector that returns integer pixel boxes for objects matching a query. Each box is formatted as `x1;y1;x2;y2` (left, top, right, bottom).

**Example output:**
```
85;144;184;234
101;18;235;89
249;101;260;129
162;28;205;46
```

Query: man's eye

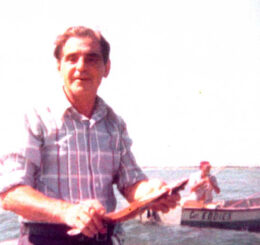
67;55;78;63
86;55;102;63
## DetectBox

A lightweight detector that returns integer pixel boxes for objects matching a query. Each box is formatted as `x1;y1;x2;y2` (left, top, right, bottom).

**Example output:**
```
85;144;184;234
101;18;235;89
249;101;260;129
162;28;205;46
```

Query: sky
0;0;260;167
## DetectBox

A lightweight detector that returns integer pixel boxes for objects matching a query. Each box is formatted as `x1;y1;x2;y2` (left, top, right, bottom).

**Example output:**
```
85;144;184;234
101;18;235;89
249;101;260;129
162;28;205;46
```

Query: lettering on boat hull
189;210;232;221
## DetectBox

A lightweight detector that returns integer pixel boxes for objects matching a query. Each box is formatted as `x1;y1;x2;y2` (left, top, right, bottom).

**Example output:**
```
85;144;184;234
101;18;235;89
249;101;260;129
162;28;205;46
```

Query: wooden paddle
68;178;188;235
103;178;189;223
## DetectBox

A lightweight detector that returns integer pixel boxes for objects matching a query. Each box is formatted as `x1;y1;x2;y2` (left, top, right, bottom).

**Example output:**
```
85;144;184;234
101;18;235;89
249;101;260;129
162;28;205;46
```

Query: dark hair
54;26;110;64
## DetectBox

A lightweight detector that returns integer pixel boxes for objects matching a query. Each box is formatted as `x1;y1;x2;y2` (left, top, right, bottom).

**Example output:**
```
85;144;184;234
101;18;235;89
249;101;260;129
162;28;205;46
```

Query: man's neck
63;88;96;118
73;96;96;118
201;171;207;178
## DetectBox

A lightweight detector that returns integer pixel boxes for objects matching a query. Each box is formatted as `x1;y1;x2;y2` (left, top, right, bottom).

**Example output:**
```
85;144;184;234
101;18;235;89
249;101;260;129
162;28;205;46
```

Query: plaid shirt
0;90;147;212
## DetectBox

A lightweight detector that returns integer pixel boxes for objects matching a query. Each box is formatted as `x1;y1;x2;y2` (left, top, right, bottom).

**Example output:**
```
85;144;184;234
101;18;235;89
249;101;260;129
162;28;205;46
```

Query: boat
181;197;260;232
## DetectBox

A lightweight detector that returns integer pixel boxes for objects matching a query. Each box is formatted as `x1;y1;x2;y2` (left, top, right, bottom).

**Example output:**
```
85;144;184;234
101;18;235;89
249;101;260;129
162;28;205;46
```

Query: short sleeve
114;119;148;193
0;108;43;193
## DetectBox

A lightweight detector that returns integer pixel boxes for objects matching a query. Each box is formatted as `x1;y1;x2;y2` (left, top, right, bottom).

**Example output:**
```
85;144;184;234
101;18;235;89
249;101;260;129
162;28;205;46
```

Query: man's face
201;164;211;176
58;36;110;101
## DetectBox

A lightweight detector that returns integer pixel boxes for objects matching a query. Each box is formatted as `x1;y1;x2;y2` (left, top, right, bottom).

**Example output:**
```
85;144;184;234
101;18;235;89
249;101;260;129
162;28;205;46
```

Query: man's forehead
63;36;102;55
200;163;211;169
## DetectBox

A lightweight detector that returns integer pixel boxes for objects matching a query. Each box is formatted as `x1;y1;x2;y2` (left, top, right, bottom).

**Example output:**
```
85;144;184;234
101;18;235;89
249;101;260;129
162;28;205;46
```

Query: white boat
181;197;260;232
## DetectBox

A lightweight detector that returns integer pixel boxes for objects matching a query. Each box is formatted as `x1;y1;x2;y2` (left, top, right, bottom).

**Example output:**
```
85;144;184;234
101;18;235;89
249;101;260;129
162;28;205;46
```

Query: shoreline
142;165;260;170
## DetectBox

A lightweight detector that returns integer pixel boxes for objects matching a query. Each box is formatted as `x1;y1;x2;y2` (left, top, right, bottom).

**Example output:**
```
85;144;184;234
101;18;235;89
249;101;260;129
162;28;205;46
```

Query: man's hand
205;176;220;194
125;179;180;214
149;191;180;213
143;179;180;213
64;200;107;238
0;185;108;238
191;177;209;192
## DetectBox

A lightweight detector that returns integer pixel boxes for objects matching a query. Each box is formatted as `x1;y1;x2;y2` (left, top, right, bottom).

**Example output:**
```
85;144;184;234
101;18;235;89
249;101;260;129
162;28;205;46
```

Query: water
1;167;260;244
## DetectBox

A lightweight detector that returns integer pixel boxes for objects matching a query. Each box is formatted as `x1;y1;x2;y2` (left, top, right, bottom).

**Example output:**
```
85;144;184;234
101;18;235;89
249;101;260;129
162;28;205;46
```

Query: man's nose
76;56;87;70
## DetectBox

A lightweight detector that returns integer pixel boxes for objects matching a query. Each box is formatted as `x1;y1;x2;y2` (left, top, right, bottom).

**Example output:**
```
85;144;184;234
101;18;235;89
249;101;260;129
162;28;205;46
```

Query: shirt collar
48;86;108;127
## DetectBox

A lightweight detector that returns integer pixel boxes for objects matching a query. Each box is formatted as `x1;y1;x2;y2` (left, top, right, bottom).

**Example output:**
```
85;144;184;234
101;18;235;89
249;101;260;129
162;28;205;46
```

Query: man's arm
190;179;207;193
190;177;220;194
208;177;220;194
0;185;106;238
0;185;71;223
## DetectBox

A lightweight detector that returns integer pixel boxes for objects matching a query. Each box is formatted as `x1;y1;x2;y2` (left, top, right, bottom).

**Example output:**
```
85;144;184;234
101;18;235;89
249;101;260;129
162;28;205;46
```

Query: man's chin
73;87;97;97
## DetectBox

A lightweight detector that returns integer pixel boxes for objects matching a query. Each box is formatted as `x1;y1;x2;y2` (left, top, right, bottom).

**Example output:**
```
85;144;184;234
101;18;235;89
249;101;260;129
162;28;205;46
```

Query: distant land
142;165;260;169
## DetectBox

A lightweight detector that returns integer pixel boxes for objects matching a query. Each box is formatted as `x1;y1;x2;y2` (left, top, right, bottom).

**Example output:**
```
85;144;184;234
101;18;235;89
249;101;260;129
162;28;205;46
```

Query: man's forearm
0;185;70;223
190;180;205;192
1;185;110;237
208;179;220;193
123;180;149;203
123;179;170;203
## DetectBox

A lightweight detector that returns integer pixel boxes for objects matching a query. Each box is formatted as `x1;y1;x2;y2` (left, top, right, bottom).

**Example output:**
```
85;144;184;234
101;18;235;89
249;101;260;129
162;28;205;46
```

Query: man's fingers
65;200;107;238
81;226;96;238
167;193;181;202
88;207;107;234
67;209;105;237
149;192;180;213
83;221;100;237
151;203;170;213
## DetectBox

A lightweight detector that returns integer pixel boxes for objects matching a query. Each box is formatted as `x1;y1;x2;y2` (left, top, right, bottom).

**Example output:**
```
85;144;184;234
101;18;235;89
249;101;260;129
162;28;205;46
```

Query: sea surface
1;167;260;244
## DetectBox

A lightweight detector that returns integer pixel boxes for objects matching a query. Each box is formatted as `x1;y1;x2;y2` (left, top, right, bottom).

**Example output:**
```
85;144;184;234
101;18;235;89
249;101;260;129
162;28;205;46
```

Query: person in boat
0;26;180;245
186;161;220;203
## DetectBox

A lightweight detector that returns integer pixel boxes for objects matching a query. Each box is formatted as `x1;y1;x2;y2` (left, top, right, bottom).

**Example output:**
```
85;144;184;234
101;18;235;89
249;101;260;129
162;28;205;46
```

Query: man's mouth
75;77;91;82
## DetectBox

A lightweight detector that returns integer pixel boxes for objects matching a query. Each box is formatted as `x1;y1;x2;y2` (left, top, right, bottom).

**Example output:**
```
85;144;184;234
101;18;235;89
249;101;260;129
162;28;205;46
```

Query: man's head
199;161;211;176
54;26;111;106
54;26;110;65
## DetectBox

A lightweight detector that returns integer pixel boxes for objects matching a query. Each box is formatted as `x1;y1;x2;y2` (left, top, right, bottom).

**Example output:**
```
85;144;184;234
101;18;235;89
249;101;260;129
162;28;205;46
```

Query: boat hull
181;206;260;232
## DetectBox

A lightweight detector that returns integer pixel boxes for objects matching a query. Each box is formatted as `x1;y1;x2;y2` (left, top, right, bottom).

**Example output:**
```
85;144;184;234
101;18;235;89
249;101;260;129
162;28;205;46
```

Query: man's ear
104;59;111;78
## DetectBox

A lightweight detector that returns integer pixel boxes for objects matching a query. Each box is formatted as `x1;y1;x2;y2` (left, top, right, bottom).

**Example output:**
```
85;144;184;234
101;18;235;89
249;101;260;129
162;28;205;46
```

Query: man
187;161;220;203
0;26;180;245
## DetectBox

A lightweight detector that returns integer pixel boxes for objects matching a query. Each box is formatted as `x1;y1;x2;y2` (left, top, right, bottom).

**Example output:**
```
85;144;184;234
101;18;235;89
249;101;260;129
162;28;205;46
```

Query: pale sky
1;0;260;167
